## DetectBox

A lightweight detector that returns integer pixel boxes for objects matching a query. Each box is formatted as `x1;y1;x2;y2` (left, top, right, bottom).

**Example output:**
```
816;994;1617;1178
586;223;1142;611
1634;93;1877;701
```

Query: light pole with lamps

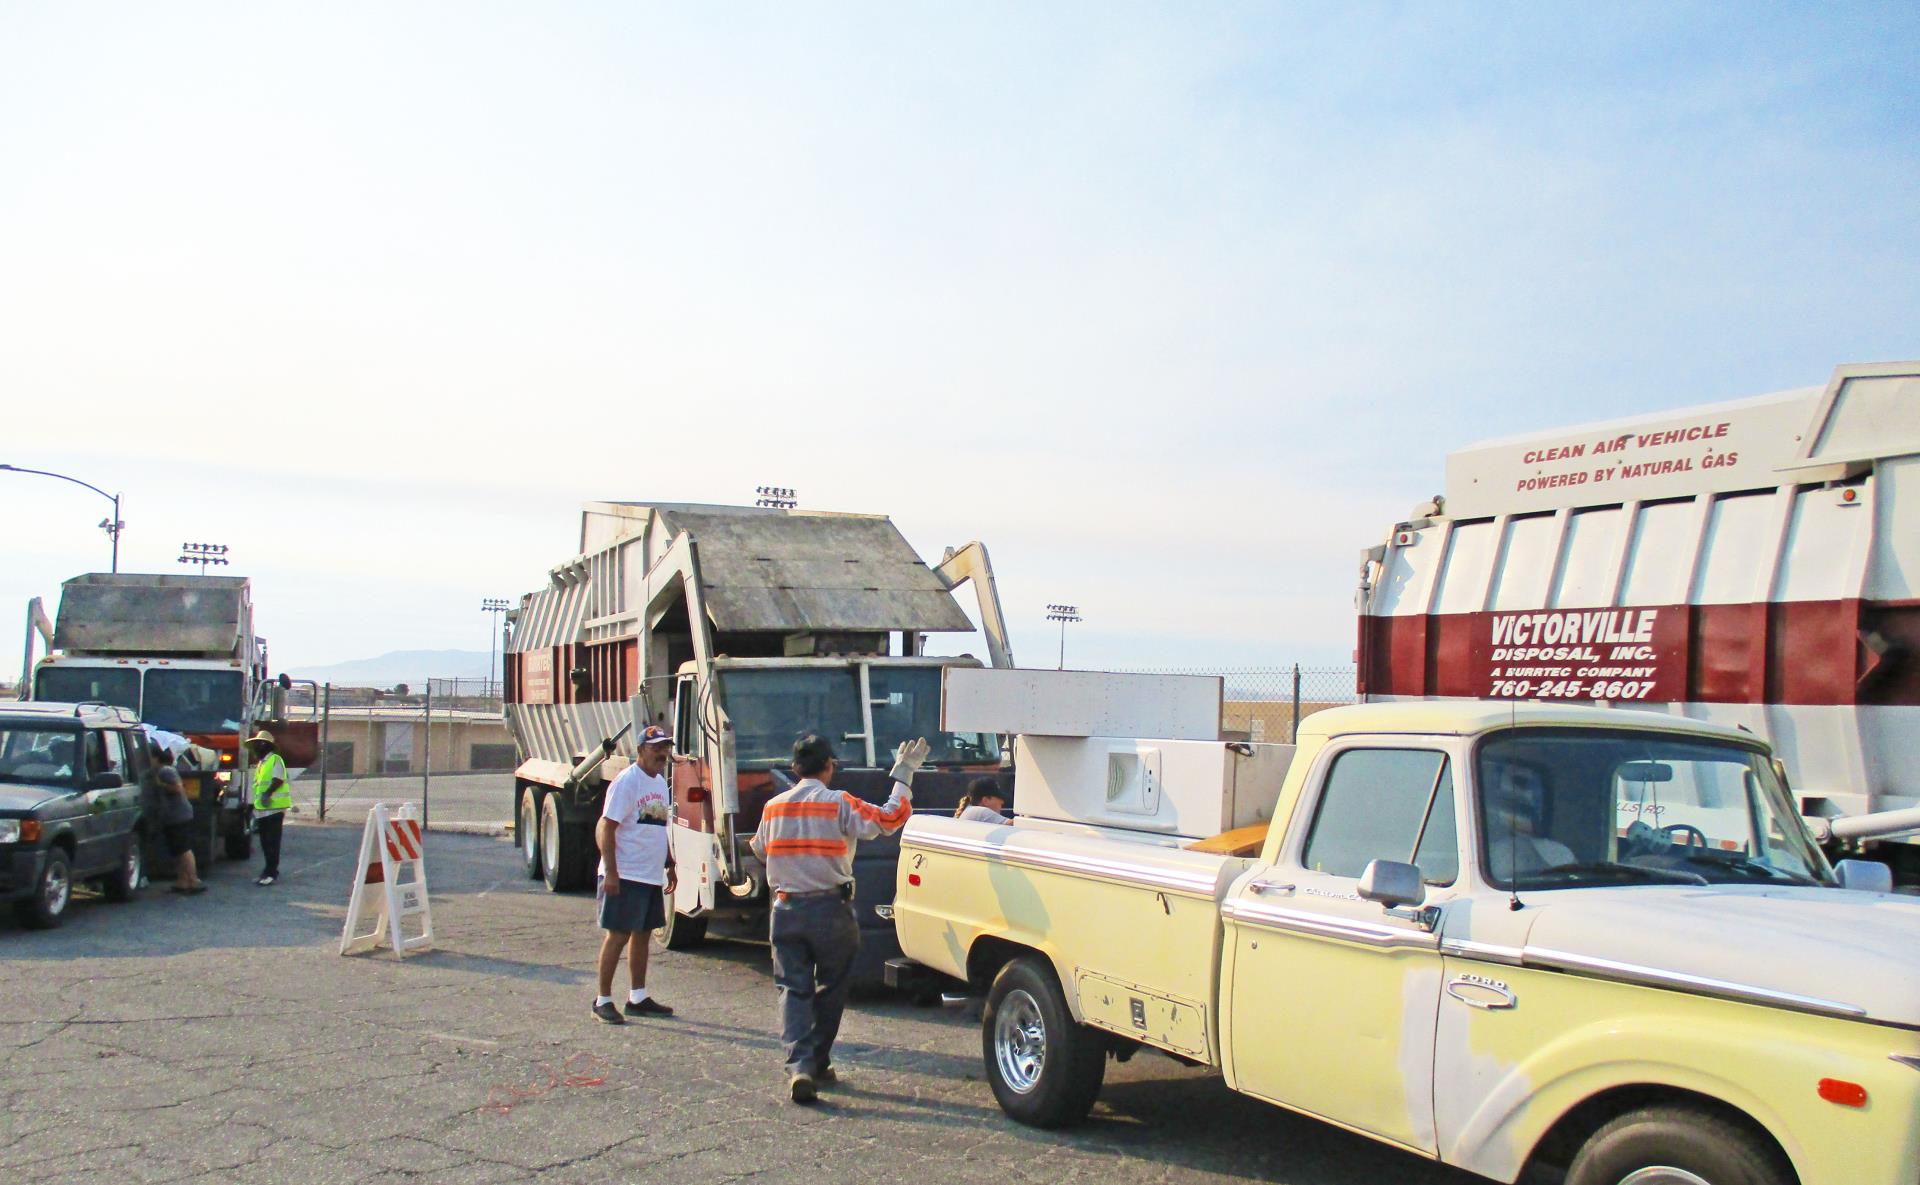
1045;603;1082;670
1;464;124;572
481;598;510;704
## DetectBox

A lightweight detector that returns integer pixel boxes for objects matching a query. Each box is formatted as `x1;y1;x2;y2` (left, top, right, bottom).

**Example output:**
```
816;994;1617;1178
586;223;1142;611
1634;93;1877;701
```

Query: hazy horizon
5;4;1915;672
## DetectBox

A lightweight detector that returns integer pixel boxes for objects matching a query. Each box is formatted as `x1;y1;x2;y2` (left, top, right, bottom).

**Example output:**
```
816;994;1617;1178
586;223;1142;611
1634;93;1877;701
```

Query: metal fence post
422;681;431;829
1291;663;1302;744
319;682;332;821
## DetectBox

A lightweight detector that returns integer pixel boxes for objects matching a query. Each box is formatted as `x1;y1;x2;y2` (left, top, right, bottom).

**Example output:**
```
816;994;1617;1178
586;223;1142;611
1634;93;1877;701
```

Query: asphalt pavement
0;821;1480;1185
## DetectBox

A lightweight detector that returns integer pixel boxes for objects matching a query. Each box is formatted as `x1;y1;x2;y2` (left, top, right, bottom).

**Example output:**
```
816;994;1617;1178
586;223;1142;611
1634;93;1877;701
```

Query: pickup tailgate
895;815;1241;1063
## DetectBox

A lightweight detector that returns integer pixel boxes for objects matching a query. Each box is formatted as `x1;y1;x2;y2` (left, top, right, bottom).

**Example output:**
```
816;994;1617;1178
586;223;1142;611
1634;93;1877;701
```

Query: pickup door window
1224;745;1455;1155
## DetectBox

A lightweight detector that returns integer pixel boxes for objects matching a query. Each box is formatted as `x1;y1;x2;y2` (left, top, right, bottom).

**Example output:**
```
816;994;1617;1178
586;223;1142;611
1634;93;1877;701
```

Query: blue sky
2;3;1915;675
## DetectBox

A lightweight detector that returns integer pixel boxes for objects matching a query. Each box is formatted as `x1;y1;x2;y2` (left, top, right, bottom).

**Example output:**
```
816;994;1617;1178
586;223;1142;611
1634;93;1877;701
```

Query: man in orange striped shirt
750;732;929;1102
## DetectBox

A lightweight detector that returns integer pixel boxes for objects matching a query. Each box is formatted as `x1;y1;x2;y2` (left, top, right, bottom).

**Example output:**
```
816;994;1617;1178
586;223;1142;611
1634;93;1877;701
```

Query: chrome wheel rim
521;796;538;863
1617;1169;1712;1185
541;801;558;875
44;861;70;915
993;989;1047;1095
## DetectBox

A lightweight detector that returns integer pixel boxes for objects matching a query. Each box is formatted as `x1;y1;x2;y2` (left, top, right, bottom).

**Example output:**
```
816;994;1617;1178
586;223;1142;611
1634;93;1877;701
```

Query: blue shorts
596;878;666;934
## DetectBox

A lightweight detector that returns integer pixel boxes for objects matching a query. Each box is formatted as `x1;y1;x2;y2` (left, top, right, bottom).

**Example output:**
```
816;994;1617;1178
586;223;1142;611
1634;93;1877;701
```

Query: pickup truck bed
899;816;1247;1063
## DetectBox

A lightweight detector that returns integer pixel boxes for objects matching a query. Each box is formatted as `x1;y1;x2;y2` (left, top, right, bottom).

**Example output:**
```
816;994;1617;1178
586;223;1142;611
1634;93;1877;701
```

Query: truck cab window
674;679;700;760
1301;749;1456;883
33;666;141;713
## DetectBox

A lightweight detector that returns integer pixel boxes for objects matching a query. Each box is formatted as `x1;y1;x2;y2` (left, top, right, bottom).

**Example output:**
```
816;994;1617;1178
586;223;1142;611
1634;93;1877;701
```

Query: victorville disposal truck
1358;361;1920;879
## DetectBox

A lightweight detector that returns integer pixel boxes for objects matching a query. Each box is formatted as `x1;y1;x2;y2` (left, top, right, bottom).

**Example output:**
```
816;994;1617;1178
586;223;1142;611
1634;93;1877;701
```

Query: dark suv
0;701;149;928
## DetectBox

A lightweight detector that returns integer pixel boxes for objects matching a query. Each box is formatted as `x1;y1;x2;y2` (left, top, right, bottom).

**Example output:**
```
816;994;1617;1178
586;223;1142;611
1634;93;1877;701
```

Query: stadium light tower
482;598;511;700
178;542;230;572
754;485;797;509
1045;603;1083;670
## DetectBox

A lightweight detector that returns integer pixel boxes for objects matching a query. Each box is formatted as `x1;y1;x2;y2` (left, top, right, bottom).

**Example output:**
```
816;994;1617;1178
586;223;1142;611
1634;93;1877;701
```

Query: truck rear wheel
1566;1105;1791;1185
520;788;543;880
224;824;252;861
981;956;1105;1129
190;808;218;869
540;794;588;892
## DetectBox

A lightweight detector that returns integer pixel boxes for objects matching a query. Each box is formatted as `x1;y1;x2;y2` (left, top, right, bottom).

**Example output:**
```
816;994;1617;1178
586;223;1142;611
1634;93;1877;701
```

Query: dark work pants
770;895;860;1076
257;812;284;878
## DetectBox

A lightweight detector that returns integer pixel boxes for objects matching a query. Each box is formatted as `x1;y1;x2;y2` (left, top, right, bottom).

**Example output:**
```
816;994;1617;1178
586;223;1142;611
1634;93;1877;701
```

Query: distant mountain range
288;649;496;687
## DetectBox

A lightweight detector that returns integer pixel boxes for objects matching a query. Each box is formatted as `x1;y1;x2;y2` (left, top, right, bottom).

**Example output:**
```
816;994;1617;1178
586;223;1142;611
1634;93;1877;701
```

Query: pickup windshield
0;727;83;786
143;669;246;734
1477;727;1831;890
717;665;1002;769
34;666;140;714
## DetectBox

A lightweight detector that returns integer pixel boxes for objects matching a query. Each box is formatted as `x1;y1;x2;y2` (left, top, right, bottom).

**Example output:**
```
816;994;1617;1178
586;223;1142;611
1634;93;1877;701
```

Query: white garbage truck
1358;360;1920;879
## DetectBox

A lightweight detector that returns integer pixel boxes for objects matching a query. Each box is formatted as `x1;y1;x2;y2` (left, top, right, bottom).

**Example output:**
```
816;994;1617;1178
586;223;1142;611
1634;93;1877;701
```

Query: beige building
305;706;514;775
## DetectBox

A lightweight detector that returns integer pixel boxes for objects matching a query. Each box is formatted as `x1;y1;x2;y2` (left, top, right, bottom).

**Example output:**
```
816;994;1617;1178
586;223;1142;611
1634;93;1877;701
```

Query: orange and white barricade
340;803;433;958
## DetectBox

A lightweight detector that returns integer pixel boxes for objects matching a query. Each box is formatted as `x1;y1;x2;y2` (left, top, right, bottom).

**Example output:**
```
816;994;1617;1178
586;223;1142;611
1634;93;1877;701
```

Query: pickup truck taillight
19;821;41;843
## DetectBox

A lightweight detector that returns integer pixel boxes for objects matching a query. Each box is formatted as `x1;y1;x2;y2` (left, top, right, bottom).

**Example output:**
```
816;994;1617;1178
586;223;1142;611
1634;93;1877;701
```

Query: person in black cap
750;731;928;1102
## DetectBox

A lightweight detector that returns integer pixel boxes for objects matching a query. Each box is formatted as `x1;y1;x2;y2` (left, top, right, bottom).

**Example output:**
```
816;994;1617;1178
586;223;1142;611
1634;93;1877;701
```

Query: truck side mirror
1357;859;1426;909
1834;859;1893;894
88;772;125;791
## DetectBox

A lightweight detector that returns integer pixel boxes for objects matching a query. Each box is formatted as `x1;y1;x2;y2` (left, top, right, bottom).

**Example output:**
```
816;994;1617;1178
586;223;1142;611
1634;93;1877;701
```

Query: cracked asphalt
0;823;1479;1185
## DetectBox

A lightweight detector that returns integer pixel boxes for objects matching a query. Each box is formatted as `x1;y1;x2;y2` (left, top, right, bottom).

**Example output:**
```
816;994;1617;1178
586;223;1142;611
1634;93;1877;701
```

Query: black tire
981;956;1105;1128
225;824;253;861
190;807;218;869
16;848;73;929
658;904;708;950
102;833;144;902
1567;1105;1792;1185
540;794;588;892
519;787;543;880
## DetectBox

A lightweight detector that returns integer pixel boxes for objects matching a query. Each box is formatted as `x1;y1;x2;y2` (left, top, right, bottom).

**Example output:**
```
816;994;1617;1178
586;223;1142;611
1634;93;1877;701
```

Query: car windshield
0;726;83;786
868;666;1000;766
34;666;140;714
1477;727;1831;890
719;667;867;768
143;669;245;734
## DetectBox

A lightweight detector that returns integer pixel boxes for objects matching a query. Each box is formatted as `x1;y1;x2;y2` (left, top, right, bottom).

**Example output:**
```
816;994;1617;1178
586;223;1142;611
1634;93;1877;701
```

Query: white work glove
889;737;930;789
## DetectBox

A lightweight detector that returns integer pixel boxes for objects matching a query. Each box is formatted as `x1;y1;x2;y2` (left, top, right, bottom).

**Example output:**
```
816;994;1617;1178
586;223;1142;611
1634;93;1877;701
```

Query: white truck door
1221;743;1458;1155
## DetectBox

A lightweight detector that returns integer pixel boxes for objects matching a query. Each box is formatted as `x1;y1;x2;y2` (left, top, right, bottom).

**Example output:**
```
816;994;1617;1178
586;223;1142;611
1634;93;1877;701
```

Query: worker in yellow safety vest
247;730;290;886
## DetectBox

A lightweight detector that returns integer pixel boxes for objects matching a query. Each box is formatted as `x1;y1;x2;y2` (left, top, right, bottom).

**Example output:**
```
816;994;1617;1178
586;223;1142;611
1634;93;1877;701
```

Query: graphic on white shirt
600;764;672;884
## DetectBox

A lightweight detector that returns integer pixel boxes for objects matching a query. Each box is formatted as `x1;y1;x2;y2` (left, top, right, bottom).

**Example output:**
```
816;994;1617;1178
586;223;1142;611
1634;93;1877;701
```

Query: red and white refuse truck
1359;360;1920;879
504;501;1014;982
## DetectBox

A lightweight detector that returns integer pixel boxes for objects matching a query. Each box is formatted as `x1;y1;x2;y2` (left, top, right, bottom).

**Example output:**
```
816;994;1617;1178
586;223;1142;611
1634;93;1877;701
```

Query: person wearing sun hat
246;729;289;886
590;724;679;1025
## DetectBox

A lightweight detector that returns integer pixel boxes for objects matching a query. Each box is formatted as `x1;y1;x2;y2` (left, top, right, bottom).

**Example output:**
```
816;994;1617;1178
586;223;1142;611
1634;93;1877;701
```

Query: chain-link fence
1123;665;1359;743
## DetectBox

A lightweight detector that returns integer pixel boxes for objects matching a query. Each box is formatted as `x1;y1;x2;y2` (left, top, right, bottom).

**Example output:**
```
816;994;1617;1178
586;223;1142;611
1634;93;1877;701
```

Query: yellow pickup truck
892;701;1920;1185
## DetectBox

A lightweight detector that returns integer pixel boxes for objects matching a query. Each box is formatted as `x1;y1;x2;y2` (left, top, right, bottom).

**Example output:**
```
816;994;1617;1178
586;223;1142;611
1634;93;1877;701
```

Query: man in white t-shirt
591;724;678;1024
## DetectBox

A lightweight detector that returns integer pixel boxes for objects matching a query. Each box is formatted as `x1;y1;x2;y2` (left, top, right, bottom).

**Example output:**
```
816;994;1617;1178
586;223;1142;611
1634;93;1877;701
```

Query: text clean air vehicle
1358;361;1920;879
891;671;1920;1185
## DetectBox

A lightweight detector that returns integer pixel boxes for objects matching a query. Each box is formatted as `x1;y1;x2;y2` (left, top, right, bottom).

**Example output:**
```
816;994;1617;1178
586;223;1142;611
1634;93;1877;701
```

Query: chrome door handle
1248;881;1295;896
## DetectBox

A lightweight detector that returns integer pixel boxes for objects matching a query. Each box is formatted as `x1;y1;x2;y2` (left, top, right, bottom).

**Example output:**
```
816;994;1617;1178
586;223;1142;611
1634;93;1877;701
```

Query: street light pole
1045;603;1082;670
1;464;123;572
481;598;510;704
